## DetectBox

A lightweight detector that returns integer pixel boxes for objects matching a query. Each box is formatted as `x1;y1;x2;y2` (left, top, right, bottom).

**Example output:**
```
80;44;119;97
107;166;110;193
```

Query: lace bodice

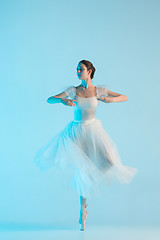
64;86;109;122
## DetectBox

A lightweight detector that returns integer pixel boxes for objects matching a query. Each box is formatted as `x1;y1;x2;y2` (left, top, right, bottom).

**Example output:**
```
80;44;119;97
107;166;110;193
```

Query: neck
80;79;94;89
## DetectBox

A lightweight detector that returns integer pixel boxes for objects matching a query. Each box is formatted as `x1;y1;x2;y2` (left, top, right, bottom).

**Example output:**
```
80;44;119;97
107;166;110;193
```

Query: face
76;63;92;80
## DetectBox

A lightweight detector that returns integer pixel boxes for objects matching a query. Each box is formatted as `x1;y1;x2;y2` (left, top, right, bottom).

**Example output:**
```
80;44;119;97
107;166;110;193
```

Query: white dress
34;85;138;199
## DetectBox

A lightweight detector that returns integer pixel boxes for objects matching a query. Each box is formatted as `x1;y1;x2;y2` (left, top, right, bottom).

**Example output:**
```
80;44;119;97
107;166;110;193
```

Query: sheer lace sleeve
64;86;76;98
96;85;109;98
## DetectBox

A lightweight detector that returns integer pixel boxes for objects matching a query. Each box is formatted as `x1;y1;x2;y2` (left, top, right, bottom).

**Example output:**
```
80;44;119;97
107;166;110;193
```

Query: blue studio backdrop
0;0;160;230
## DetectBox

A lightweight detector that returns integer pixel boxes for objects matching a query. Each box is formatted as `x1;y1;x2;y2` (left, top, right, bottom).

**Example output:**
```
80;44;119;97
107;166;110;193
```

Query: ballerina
34;59;138;231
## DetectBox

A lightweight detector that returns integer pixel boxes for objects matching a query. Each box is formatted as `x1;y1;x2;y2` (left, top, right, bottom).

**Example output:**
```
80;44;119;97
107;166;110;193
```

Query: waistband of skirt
73;118;96;124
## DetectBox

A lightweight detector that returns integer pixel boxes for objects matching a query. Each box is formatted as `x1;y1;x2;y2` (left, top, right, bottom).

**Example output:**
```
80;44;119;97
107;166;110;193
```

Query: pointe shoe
79;204;88;231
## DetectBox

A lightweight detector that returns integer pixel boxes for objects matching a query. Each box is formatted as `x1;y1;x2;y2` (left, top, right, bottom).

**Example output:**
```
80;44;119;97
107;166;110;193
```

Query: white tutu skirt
34;118;138;199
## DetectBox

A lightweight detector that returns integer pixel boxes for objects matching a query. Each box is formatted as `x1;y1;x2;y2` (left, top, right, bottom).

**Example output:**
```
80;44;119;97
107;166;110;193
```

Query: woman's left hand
97;97;112;103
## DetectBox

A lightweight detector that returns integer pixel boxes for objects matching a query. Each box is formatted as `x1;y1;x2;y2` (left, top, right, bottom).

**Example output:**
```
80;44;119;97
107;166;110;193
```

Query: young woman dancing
34;59;138;231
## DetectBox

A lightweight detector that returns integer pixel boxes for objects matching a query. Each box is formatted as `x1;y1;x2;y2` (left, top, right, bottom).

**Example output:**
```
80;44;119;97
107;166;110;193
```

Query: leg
79;195;88;231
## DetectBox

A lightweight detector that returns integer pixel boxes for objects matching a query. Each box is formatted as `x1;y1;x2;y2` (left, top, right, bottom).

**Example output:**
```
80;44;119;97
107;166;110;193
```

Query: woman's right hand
61;98;77;107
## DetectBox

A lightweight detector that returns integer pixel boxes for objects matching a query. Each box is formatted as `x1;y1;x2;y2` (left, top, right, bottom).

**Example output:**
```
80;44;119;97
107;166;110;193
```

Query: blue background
0;0;160;230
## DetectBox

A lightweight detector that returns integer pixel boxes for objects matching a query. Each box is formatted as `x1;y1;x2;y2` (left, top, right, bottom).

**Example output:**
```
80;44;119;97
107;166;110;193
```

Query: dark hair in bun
79;60;96;79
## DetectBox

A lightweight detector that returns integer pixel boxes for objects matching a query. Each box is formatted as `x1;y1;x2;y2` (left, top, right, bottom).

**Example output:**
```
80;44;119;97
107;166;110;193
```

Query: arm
47;90;77;106
99;89;128;103
108;92;128;103
47;91;68;104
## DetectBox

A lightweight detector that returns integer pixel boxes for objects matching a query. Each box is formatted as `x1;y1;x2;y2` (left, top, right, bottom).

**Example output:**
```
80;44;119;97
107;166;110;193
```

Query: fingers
71;99;77;106
64;99;77;107
69;99;77;106
97;97;104;101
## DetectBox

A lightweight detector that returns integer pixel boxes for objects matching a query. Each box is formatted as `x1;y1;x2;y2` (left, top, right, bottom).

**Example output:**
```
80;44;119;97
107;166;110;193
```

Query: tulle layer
34;118;138;199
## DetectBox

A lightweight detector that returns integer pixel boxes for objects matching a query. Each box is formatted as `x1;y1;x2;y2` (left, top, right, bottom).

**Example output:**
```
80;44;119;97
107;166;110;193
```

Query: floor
0;225;160;240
